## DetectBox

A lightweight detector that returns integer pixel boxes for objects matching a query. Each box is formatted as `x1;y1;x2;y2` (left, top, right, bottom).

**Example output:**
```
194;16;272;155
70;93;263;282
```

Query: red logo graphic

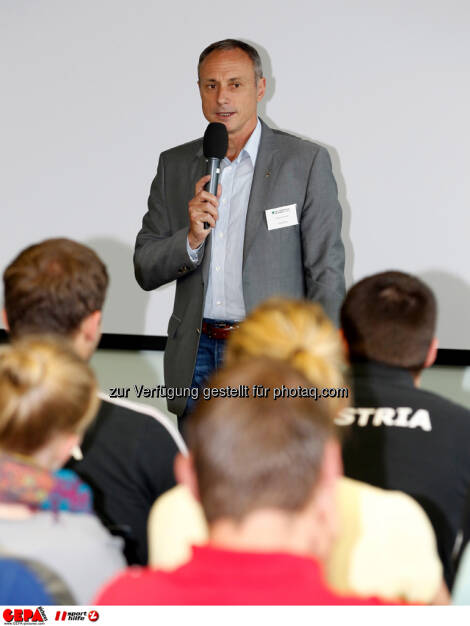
3;608;46;623
54;611;92;623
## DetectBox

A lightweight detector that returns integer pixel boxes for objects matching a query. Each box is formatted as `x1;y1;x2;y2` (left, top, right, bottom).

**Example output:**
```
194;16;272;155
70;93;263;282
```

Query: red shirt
96;545;389;605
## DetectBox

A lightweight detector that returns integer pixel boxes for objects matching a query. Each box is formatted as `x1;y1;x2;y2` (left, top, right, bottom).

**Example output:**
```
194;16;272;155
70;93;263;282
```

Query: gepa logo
3;607;47;623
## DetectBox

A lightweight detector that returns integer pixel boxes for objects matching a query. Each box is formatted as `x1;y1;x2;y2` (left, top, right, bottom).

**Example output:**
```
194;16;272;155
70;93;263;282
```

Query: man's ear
320;439;343;486
73;311;102;360
174;452;200;502
306;438;343;560
80;310;102;342
256;77;266;102
2;308;9;332
424;337;439;369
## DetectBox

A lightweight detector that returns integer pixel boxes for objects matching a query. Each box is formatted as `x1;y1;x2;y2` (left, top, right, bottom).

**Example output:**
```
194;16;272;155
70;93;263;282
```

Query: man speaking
134;39;345;420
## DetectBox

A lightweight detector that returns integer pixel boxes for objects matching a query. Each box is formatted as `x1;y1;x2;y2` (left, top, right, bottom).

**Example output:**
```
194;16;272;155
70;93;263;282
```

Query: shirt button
219;233;224;238
216;301;222;305
223;199;227;204
216;266;220;272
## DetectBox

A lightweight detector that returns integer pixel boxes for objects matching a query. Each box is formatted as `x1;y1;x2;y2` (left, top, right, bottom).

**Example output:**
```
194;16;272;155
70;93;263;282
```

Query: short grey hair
198;39;263;82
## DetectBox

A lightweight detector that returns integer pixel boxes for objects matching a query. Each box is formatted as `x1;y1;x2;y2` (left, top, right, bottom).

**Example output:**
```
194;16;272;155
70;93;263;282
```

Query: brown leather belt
202;319;240;340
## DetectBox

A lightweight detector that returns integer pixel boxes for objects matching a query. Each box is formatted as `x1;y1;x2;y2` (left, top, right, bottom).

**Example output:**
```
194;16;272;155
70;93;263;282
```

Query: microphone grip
203;158;220;230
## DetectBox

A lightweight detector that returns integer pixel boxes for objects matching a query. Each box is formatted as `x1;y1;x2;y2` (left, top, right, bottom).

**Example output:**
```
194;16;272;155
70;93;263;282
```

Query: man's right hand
188;174;221;249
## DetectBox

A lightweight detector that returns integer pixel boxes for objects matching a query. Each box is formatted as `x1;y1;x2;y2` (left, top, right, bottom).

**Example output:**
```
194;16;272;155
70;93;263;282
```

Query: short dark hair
198;39;263;82
3;238;109;338
186;357;338;524
341;270;437;371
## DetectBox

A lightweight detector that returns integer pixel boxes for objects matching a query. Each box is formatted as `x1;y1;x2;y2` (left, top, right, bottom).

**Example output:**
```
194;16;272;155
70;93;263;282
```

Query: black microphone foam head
203;122;228;159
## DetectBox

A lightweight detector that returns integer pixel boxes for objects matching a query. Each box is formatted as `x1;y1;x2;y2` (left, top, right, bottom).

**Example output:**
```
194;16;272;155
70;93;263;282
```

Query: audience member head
225;297;348;412
3;238;109;360
176;358;341;561
341;271;438;373
0;336;99;469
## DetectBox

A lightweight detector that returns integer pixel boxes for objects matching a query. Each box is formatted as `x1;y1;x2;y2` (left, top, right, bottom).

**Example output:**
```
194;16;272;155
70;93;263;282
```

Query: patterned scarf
0;454;92;513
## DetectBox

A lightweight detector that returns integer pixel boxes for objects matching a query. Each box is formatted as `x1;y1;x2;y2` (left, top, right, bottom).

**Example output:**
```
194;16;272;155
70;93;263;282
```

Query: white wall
2;1;470;348
91;349;173;422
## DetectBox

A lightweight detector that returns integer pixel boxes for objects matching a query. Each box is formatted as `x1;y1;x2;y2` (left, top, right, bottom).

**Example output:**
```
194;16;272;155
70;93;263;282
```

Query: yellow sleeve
147;485;208;570
326;477;442;603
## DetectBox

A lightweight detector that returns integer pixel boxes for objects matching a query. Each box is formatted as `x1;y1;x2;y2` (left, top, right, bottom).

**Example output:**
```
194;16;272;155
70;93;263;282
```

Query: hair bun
0;347;46;391
0;337;98;457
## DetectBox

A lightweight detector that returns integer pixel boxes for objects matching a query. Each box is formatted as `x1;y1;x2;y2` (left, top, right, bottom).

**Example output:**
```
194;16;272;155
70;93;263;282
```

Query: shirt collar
242;117;262;166
224;118;262;167
71;444;83;461
351;359;415;387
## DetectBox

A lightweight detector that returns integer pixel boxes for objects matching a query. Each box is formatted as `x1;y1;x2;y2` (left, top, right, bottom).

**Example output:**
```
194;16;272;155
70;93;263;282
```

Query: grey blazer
134;120;345;415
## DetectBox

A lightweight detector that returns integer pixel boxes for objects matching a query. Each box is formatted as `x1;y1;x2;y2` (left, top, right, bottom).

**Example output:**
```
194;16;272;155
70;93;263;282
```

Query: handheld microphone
203;122;228;229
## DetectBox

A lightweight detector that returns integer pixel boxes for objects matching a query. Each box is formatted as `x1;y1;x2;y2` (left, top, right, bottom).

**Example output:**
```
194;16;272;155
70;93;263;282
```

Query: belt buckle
202;319;239;339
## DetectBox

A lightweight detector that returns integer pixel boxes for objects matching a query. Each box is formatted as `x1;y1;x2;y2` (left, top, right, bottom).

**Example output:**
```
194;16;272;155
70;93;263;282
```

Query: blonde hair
225;298;348;409
0;336;99;455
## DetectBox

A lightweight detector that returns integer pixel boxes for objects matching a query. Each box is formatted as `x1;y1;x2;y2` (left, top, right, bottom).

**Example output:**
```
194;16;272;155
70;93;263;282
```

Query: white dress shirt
187;119;261;321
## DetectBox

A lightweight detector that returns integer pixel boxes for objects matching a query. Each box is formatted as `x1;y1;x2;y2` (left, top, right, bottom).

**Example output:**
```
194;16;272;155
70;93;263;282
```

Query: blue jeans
179;327;226;434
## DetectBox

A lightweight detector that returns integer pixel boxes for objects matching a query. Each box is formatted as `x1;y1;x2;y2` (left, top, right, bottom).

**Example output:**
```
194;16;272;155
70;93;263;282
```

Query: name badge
265;204;298;231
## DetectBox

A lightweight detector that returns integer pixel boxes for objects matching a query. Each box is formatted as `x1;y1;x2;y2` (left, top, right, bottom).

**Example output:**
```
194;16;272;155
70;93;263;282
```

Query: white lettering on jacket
335;407;432;432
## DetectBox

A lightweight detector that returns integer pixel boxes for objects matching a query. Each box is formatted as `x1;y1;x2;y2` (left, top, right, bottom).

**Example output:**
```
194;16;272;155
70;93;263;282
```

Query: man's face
198;48;266;142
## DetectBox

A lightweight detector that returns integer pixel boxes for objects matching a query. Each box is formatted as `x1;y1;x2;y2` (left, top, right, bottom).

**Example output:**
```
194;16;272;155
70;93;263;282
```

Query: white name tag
265;204;298;231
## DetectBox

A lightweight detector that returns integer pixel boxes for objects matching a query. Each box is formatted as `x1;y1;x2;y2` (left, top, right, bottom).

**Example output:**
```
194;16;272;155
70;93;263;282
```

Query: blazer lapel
193;122;279;282
193;143;207;184
243;120;280;265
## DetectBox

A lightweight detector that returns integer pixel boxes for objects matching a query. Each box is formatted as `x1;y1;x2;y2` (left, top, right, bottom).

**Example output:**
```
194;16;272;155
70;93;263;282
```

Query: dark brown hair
198;39;263;81
186;357;338;524
341;270;437;371
0;336;99;455
3;238;108;338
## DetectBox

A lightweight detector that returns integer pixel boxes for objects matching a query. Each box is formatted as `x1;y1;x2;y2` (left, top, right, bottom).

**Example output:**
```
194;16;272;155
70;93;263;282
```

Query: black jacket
67;393;185;564
340;360;470;588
